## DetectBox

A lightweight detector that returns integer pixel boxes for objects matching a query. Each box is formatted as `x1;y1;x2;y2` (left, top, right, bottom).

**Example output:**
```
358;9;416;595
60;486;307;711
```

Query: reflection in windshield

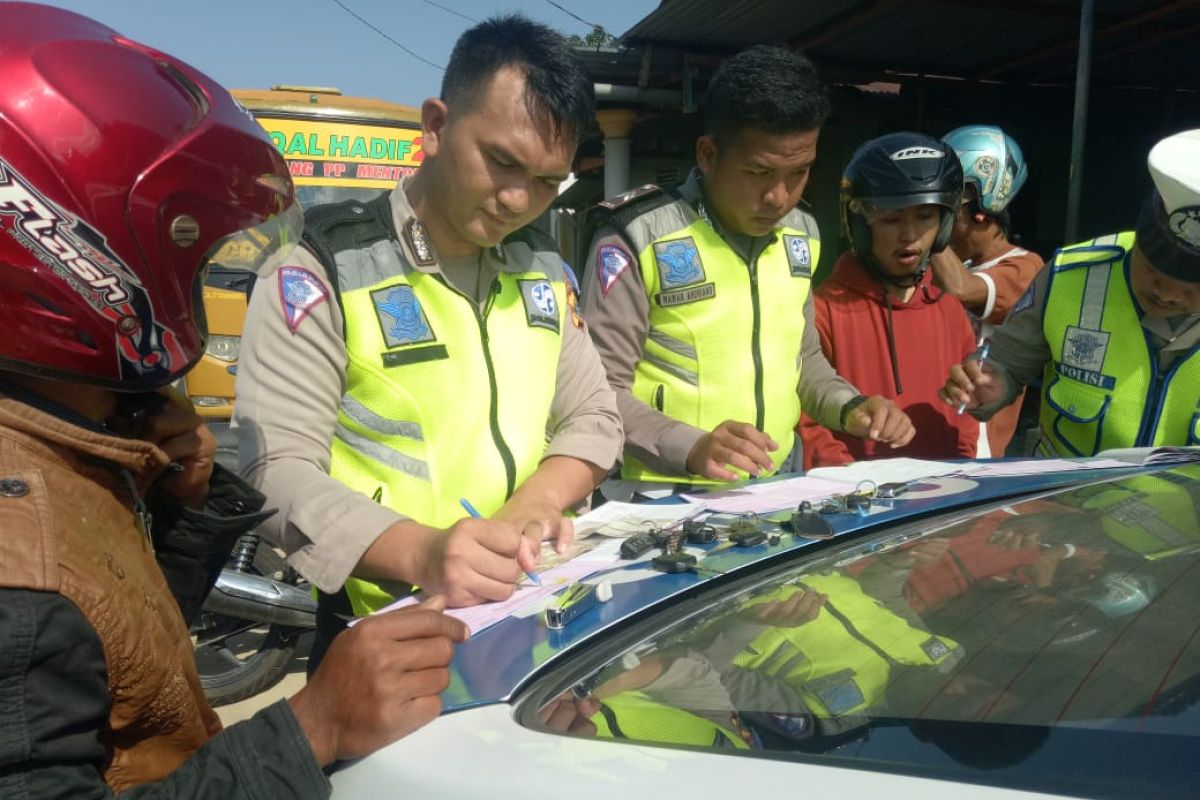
532;466;1200;788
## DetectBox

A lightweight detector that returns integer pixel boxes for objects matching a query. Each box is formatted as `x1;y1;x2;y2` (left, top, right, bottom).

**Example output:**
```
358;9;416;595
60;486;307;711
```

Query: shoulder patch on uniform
596;184;663;212
654;237;705;289
277;266;329;333
519;279;560;333
371;285;435;347
1009;282;1035;317
597;244;633;296
783;235;813;277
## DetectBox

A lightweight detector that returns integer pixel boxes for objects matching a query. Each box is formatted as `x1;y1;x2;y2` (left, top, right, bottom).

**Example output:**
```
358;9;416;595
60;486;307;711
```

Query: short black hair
704;44;830;143
441;14;595;146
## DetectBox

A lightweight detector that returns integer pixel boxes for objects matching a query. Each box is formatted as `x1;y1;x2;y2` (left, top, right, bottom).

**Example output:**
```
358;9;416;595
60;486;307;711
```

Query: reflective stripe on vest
618;199;816;484
732;574;959;718
328;237;566;615
591;691;751;750
1040;232;1200;457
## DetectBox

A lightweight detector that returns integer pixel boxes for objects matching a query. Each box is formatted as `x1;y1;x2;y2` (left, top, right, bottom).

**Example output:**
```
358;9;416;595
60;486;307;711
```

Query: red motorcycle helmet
0;3;301;390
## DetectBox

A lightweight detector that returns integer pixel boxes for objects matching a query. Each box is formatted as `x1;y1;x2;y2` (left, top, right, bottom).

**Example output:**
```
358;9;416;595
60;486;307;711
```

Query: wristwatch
840;394;869;429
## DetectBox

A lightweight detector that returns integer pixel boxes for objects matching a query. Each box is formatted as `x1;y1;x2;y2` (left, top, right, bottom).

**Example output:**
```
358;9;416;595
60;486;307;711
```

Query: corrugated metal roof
621;0;1200;90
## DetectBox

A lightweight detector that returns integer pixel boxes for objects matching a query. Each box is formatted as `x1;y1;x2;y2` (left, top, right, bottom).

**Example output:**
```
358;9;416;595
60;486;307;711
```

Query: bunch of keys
819;481;877;515
681;518;718;544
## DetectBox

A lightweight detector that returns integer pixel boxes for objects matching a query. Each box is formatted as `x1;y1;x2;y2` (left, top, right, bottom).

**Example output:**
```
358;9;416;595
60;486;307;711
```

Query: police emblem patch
654;237;705;289
371;285;435;347
921;637;951;661
783;235;812;277
597;244;632;296
1062;326;1110;373
520;279;559;332
277;266;328;333
1169;206;1200;248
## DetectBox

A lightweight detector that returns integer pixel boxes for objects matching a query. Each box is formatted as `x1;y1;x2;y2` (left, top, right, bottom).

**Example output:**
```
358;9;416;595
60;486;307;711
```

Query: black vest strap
299;192;396;336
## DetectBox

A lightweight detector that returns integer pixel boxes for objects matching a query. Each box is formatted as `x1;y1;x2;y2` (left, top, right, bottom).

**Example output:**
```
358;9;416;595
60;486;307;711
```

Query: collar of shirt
387;177;523;277
677;168;776;265
1142;313;1200;352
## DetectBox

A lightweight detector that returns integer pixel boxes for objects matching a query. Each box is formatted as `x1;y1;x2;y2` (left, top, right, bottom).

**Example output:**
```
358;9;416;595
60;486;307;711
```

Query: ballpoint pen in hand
459;498;542;586
957;339;990;415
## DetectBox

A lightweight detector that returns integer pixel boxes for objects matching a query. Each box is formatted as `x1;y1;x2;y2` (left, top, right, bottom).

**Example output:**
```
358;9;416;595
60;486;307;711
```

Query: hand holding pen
460;498;542;586
941;338;1002;414
956;339;991;414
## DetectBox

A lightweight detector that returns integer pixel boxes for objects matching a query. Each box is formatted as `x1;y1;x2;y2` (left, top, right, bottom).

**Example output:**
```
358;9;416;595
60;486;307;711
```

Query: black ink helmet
841;132;964;271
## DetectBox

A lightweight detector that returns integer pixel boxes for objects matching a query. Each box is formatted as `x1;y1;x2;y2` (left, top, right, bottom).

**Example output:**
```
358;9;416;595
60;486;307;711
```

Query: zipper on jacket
1134;325;1165;447
1136;336;1199;446
653;384;664;412
748;260;765;431
439;275;517;498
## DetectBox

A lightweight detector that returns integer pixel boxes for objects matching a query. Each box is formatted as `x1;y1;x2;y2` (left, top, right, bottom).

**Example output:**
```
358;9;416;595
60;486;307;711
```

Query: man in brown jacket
0;7;466;798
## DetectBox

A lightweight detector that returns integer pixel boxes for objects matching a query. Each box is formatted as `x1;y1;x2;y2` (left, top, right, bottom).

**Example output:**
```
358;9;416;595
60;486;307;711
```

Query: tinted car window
522;466;1200;798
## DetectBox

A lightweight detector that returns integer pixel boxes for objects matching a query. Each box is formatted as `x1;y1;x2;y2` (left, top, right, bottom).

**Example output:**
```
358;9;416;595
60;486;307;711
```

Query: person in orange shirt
928;125;1043;456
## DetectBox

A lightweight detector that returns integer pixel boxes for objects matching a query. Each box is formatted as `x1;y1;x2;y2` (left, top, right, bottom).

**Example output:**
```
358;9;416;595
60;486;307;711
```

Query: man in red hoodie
800;133;979;468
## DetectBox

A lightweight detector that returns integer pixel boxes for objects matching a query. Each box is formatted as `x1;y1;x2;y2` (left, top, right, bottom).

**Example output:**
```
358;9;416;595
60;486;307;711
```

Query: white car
333;461;1200;799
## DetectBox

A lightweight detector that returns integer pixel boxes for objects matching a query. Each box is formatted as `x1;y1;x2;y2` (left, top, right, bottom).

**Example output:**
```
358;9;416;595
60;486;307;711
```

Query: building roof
621;0;1200;91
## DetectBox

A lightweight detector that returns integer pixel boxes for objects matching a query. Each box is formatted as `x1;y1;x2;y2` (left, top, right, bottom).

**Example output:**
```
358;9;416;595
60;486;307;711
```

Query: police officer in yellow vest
719;575;961;731
233;16;622;665
943;129;1200;455
1064;466;1200;560
582;46;914;492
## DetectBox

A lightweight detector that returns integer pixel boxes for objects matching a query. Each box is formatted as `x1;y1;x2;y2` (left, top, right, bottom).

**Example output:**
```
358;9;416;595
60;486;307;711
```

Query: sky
38;0;660;105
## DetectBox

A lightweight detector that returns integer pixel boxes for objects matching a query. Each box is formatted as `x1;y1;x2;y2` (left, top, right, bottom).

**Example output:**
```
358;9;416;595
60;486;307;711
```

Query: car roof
442;462;1173;712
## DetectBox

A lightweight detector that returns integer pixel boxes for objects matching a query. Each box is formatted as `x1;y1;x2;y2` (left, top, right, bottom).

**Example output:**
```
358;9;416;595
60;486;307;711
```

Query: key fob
730;529;767;547
620;533;657;559
651;551;697;573
787;506;836;540
683;519;718;544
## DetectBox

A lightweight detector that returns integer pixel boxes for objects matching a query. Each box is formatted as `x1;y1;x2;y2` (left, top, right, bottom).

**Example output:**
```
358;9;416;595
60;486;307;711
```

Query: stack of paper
1097;446;1200;465
572;500;707;539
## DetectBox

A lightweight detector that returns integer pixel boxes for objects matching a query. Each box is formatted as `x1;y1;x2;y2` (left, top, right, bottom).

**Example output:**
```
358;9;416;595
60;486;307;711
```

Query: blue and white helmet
942;124;1028;215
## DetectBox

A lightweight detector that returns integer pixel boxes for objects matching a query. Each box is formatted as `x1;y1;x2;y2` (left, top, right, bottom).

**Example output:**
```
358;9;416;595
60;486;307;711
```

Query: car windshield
522;465;1200;798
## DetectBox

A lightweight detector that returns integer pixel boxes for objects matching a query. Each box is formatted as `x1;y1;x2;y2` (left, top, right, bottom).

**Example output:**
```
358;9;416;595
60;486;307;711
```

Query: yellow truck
183;86;421;417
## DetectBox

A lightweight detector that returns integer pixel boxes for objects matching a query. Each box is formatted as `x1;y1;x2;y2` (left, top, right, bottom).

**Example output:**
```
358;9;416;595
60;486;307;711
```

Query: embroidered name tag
657;282;716;307
520;279;559;332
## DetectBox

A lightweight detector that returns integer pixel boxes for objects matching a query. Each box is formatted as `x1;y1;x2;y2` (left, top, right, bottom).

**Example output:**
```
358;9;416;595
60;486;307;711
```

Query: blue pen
459;498;541;586
957;339;990;415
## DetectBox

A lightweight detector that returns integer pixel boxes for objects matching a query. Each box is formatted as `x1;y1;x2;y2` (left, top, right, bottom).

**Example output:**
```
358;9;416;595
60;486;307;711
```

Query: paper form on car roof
352;540;624;635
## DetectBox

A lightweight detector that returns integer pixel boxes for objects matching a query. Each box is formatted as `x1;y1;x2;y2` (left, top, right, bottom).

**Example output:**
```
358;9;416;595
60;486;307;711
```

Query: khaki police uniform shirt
977;262;1200;418
233;182;622;593
580;172;858;477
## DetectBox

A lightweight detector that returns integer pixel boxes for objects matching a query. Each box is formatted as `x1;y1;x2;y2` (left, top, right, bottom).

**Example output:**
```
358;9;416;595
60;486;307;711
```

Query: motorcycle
189;424;317;707
191;530;316;706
